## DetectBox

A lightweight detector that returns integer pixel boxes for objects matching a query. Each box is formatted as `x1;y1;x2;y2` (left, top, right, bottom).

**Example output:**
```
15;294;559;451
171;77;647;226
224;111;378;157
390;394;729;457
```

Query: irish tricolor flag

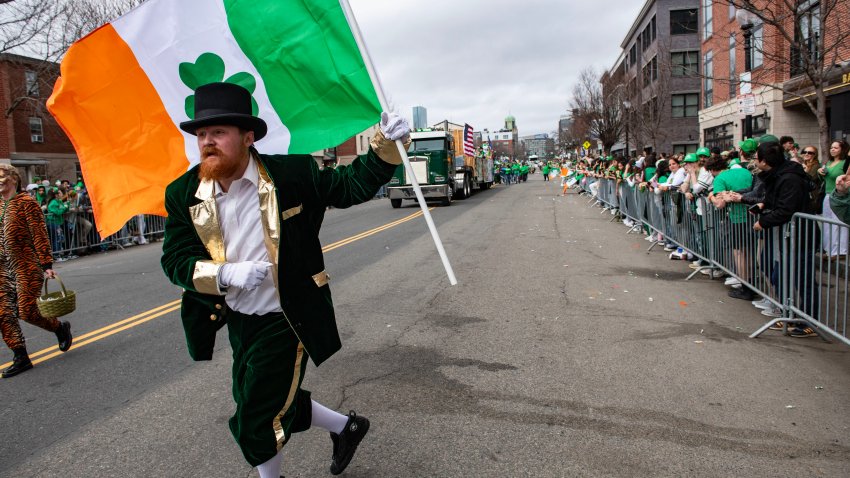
47;0;381;237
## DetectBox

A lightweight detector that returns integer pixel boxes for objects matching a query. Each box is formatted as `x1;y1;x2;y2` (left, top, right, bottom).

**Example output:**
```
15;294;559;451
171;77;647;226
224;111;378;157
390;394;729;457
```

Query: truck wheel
390;198;402;208
440;188;452;206
455;177;466;199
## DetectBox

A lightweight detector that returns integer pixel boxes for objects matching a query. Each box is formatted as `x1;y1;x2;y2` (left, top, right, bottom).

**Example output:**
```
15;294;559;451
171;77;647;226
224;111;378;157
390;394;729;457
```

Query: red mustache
202;146;224;159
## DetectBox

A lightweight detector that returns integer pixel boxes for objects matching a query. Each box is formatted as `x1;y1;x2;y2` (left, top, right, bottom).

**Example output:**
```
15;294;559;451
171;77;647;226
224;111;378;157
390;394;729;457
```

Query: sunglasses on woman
802;150;816;155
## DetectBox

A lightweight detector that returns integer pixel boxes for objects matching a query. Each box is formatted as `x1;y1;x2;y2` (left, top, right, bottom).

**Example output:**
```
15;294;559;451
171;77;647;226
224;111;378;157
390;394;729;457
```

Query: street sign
583;141;591;149
737;94;756;115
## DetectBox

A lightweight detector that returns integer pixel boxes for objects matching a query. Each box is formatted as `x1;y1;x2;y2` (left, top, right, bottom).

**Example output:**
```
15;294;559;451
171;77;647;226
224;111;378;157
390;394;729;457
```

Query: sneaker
728;287;755;301
700;269;724;278
760;306;782;318
663;245;675;252
688;262;701;270
644;235;655;242
751;298;772;310
724;277;741;286
610;209;617;215
789;326;817;338
768;321;785;331
329;411;370;475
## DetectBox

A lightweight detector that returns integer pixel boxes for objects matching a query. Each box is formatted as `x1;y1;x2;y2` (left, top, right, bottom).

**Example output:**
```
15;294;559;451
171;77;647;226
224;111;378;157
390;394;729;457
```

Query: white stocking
257;449;283;478
311;400;348;434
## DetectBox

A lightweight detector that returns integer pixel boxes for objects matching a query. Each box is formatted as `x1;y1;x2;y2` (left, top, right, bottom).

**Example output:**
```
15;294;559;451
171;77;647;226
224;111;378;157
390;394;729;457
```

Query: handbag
37;274;77;318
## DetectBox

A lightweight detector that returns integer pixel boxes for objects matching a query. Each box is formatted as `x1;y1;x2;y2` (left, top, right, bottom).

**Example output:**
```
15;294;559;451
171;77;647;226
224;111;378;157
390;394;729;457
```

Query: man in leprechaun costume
161;82;410;477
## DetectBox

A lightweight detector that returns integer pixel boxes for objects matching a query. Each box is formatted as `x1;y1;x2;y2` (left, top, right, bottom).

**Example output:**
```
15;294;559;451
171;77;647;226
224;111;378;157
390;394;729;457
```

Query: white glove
380;112;411;142
219;261;272;291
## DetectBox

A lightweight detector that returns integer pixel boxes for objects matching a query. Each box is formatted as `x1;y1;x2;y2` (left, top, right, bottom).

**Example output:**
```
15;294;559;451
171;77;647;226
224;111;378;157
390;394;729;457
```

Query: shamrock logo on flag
179;52;259;118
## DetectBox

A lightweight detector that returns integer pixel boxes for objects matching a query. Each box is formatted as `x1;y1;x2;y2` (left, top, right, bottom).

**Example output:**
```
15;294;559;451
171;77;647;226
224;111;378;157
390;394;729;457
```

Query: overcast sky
348;0;644;138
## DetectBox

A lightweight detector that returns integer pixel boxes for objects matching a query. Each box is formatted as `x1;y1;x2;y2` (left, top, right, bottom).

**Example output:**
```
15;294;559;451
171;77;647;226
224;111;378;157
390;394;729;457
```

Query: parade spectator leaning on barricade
708;155;754;299
831;173;850;225
45;187;70;261
657;155;686;251
799;145;824;214
817;140;849;259
750;140;818;335
682;152;713;269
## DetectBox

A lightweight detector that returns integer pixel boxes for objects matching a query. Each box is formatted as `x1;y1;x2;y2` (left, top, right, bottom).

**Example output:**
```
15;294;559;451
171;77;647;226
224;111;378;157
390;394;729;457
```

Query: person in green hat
758;134;780;145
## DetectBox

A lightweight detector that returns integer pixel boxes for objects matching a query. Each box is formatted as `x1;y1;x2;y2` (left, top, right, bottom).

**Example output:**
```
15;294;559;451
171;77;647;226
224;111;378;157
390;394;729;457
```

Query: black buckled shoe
2;349;33;378
56;321;72;352
329;411;370;475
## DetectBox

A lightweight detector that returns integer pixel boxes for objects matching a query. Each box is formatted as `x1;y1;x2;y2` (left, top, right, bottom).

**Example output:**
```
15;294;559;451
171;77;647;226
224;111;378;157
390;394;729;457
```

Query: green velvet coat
161;148;396;366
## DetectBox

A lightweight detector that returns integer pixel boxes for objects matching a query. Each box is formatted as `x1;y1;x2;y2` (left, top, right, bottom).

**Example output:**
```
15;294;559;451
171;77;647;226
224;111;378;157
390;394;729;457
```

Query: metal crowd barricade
47;213;167;260
773;213;849;346
583;183;850;346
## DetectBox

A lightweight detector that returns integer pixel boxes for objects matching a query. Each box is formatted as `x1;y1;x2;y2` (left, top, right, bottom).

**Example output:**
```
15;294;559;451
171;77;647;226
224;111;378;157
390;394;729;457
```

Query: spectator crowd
566;135;849;339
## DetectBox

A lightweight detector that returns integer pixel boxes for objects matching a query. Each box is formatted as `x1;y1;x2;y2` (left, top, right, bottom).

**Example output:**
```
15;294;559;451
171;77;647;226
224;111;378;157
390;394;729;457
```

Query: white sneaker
644;235;654;241
761;307;782;318
611;209;617;215
752;298;772;309
724;277;741;286
623;219;634;227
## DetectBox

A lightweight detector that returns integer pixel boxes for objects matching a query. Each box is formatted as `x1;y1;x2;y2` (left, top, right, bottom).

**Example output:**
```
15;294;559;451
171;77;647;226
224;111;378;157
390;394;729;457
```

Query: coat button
210;314;217;321
215;304;223;310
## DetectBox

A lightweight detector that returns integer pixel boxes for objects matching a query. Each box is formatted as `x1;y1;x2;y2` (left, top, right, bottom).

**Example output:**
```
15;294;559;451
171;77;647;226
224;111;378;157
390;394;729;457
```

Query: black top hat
179;82;267;140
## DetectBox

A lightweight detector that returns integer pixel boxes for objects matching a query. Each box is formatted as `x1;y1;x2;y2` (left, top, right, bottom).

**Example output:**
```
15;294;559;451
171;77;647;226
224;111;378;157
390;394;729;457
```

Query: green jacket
46;199;68;225
161;148;396;365
831;191;850;225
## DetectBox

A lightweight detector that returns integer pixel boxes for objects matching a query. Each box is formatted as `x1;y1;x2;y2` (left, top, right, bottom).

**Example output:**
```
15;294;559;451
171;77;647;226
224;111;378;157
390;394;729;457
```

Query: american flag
463;123;475;156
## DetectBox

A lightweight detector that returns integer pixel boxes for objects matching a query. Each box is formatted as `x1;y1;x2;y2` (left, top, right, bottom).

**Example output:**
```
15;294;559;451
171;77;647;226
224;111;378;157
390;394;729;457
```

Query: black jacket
758;160;809;229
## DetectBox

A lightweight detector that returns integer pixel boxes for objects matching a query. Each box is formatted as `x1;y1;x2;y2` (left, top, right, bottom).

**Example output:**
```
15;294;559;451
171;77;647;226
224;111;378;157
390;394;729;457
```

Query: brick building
0;54;78;185
698;0;850;153
609;0;702;156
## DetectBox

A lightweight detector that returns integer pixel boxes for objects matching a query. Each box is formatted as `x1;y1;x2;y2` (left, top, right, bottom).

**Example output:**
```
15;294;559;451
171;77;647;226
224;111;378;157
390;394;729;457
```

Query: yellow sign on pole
583;141;591;149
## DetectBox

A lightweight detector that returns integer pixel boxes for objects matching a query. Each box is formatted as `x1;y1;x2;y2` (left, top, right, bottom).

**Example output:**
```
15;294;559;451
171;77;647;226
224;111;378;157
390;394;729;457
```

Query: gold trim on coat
312;270;330;288
281;204;303;221
274;342;305;449
257;159;281;287
193;260;225;296
190;178;226;263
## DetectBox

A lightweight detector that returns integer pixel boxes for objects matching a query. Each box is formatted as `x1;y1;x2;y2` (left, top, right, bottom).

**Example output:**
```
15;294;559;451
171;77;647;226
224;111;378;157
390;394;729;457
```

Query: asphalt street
1;175;849;477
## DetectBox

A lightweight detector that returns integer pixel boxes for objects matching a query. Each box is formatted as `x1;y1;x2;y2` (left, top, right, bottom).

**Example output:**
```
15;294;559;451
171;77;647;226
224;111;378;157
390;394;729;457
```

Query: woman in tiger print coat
0;164;73;378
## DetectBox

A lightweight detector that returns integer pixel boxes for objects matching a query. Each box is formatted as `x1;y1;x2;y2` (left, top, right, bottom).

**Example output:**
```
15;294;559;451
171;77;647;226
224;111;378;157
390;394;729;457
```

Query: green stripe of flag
224;0;381;154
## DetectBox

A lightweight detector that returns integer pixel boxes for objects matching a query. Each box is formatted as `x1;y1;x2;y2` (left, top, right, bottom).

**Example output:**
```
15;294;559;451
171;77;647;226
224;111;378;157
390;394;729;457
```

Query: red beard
198;147;242;181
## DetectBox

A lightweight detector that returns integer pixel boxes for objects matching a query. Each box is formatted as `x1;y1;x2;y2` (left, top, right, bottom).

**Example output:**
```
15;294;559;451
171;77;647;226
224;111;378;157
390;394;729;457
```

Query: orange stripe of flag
47;24;188;237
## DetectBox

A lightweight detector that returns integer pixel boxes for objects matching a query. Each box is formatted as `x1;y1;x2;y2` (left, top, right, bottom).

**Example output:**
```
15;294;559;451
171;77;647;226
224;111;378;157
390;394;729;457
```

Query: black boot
56;321;73;352
2;348;33;378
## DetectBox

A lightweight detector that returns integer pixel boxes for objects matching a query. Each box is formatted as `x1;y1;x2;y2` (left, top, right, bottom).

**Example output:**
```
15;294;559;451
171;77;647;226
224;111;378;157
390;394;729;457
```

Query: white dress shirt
215;156;282;315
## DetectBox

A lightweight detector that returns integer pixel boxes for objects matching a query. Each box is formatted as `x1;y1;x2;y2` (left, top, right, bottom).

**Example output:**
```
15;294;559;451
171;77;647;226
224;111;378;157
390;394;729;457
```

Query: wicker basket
37;274;76;318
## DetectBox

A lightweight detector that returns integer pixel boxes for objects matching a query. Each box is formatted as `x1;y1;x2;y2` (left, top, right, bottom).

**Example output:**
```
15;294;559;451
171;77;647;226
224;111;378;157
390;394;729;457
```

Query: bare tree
629;40;675;154
569;67;625;155
714;0;849;161
3;0;144;119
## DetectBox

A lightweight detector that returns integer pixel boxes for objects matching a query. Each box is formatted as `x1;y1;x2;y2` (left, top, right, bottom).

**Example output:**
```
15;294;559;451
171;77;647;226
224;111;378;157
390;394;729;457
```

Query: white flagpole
340;0;458;286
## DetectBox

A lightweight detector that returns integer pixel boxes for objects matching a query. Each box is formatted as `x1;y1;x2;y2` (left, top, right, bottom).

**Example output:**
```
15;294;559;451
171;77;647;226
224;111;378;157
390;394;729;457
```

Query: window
704;123;733;151
642;56;657;87
792;2;821;76
641;17;656;51
671;51;699;77
629;44;637;68
29;117;44;143
704;51;713;107
25;70;38;97
670;9;698;35
673;144;699;154
703;0;713;40
672;93;699;117
729;36;737;97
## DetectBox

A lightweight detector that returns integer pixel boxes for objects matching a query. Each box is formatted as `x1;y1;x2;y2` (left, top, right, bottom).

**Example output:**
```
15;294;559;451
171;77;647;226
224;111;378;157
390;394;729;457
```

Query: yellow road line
1;208;433;371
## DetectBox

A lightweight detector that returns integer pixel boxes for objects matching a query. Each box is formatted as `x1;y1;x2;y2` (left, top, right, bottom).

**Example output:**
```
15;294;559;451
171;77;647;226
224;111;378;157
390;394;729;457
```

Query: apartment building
611;0;702;156
0;54;78;183
698;0;850;152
